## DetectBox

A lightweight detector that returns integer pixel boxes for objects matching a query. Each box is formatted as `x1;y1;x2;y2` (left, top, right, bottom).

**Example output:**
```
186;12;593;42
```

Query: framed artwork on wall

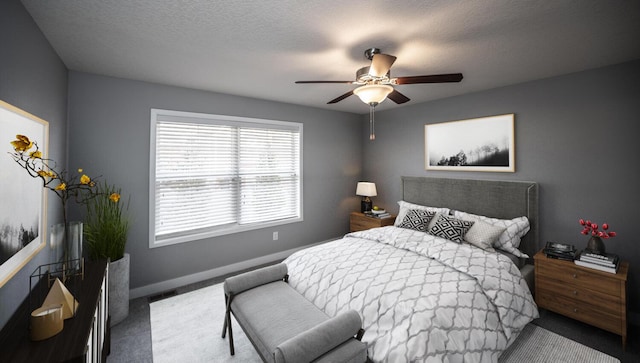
425;114;515;172
0;100;49;287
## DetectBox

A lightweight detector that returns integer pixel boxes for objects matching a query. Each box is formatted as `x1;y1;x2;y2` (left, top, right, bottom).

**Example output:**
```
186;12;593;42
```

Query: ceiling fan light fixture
353;84;393;104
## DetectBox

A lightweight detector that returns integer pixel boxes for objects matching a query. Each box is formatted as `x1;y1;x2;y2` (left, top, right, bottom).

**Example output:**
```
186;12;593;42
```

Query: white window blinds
150;109;302;247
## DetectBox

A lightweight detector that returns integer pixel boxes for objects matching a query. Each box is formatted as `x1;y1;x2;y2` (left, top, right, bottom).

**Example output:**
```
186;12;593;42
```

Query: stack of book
543;241;576;261
574;251;619;273
367;209;392;219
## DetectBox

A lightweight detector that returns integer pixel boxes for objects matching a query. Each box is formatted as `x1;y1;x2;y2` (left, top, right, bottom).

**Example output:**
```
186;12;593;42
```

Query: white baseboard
130;238;335;300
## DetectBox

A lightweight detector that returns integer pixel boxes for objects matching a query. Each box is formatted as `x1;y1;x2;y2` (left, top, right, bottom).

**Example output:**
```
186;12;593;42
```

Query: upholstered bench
221;263;368;363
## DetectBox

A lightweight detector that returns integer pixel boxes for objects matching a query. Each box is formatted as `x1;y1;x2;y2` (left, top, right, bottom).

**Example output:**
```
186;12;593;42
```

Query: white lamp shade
353;84;393;104
356;182;377;197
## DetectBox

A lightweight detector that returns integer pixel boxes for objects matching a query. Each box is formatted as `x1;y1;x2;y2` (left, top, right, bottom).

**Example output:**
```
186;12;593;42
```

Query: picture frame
0;100;49;287
425;114;515;172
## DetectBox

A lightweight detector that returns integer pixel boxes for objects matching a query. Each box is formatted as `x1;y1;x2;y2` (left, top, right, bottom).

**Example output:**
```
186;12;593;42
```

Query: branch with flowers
579;219;617;239
10;134;131;265
9;134;104;273
9;135;97;226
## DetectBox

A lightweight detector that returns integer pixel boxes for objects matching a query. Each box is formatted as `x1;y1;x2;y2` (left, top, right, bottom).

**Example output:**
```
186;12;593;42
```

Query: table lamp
356;182;377;213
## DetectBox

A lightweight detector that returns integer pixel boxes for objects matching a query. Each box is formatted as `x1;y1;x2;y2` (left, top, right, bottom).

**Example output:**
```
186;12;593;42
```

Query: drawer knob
573;308;578;313
572;274;577;278
573;291;578;295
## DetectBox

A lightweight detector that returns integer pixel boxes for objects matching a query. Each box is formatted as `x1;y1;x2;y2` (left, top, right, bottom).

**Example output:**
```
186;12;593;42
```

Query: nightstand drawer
536;288;624;335
349;212;395;232
536;277;622;313
350;218;374;232
536;259;620;296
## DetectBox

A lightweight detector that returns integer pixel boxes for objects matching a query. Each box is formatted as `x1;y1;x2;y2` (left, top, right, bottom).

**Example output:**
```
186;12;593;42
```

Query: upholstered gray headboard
402;176;539;259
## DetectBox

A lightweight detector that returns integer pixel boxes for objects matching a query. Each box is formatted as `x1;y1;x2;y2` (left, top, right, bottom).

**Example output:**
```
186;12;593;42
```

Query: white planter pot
109;253;130;326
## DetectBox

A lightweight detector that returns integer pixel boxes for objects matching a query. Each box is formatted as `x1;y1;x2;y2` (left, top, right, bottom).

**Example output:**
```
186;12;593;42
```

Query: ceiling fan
295;48;463;139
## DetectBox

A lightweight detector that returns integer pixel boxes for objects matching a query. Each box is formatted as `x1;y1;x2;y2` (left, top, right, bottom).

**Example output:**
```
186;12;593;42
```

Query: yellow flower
80;174;91;185
10;135;33;152
55;183;66;191
29;150;42;159
109;193;121;203
78;168;83;173
37;170;56;178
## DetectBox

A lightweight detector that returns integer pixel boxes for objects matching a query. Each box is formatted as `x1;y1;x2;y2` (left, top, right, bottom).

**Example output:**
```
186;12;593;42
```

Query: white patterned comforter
284;226;539;363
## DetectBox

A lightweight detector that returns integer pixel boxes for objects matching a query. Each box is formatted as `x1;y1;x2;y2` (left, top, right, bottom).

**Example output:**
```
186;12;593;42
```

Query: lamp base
361;199;373;213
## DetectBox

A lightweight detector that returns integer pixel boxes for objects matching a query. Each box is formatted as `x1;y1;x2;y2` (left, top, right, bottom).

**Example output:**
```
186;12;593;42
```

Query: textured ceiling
21;0;640;114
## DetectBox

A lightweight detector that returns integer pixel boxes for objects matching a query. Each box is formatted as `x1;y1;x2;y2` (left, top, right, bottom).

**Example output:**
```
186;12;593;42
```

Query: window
150;109;302;247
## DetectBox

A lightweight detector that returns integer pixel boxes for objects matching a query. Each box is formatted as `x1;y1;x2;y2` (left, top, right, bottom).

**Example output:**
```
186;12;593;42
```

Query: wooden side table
349;212;395;232
534;250;628;348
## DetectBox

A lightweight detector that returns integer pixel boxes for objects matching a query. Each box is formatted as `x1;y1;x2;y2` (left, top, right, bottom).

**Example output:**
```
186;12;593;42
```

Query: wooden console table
0;259;110;362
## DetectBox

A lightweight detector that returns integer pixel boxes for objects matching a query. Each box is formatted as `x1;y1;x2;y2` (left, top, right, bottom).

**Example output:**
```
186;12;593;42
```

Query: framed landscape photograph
425;114;515;172
0;100;48;287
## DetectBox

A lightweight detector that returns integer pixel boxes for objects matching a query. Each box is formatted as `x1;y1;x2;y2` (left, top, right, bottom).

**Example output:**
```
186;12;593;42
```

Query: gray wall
0;0;68;328
66;72;363;291
2;0;639;329
364;59;640;313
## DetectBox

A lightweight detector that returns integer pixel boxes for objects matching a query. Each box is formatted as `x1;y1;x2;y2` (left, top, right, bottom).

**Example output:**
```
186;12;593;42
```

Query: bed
283;177;540;363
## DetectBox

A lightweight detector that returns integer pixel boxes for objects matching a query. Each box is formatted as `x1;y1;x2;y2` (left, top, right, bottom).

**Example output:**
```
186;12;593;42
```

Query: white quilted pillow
455;211;530;258
463;220;504;252
395;201;449;228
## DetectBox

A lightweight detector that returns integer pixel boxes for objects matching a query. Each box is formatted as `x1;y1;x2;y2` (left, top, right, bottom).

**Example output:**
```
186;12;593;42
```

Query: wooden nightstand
349;212;395;232
534;250;629;348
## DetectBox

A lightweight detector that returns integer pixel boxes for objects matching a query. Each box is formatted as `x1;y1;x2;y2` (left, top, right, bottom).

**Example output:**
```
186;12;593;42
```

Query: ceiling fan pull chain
369;103;376;140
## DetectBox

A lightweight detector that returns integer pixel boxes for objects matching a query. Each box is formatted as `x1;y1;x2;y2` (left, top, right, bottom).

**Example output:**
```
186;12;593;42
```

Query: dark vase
585;236;606;255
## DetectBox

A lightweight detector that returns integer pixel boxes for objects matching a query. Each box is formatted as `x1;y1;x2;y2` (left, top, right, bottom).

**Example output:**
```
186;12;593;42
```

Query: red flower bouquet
579;219;617;239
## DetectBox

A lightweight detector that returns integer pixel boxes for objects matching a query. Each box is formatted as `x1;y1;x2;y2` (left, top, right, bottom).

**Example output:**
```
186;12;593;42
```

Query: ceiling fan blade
387;89;410;104
327;90;354;104
295;80;354;84
394;73;463;85
369;54;397;77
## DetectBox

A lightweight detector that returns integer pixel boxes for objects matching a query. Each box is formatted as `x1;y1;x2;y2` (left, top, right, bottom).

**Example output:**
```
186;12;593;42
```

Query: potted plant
84;181;130;325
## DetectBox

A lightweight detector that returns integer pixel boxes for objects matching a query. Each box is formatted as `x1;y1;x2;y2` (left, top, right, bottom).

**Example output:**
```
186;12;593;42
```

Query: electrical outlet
273;231;279;240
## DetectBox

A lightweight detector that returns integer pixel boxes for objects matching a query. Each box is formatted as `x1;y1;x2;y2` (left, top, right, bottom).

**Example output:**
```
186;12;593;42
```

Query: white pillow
455;211;530;258
395;201;450;228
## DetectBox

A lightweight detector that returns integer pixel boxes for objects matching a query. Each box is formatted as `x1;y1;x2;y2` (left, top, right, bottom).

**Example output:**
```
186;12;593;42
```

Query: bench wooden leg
221;295;228;338
222;293;235;355
227;313;234;355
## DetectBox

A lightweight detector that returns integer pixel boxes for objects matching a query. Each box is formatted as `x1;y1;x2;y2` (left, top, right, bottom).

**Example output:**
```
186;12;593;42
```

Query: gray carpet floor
108;266;640;363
